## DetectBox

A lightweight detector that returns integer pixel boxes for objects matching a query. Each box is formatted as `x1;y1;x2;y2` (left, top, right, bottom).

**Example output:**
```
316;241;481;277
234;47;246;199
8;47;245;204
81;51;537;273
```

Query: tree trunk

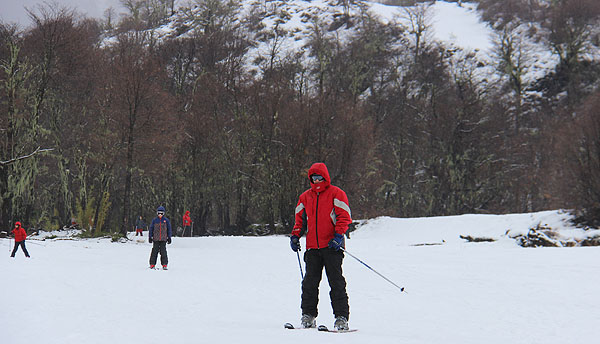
122;128;135;236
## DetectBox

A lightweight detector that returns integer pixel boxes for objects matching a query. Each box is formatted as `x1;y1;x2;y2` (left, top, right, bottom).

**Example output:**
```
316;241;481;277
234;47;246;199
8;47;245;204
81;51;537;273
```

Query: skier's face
157;212;164;218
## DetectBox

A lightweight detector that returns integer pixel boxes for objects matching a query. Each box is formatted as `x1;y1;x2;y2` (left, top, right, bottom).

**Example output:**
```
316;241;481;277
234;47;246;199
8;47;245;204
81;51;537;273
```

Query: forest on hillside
1;0;599;236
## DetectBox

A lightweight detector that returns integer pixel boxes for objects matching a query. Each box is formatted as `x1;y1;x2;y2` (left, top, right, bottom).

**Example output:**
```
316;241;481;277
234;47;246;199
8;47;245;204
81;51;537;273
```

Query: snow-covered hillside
243;0;498;75
122;0;580;97
2;210;599;344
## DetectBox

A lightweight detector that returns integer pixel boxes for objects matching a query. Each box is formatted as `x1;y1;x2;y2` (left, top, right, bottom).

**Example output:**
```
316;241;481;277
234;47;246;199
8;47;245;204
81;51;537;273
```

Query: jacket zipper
315;193;320;248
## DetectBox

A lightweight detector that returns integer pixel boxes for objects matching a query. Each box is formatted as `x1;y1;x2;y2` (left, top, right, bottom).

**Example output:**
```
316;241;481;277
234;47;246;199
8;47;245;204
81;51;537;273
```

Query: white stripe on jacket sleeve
333;198;351;218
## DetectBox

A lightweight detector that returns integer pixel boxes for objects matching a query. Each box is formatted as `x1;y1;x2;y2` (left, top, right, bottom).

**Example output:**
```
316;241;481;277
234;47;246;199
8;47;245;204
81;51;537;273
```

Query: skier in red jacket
10;222;30;258
290;162;352;331
182;210;192;236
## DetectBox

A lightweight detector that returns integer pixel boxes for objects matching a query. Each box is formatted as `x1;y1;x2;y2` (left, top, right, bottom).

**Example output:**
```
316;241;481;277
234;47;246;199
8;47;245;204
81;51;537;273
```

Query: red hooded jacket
12;222;27;242
183;211;191;226
292;163;352;249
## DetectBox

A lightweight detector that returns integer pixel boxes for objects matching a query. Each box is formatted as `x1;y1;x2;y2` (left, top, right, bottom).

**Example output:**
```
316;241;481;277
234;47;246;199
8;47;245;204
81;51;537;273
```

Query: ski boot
334;316;349;331
162;265;168;270
301;314;316;328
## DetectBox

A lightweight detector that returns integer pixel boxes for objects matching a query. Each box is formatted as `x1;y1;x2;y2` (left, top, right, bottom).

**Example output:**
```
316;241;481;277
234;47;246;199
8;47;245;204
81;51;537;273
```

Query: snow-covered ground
2;210;599;344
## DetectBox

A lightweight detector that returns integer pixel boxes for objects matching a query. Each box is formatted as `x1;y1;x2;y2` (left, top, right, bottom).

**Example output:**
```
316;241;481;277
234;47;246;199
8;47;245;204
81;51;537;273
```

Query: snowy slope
243;0;499;75
2;210;599;344
135;1;497;68
103;0;598;93
354;209;585;246
108;0;569;88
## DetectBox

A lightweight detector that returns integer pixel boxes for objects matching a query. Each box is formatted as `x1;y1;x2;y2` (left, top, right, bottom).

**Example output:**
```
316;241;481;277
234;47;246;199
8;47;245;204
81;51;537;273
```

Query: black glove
149;237;153;243
167;237;172;244
290;235;301;252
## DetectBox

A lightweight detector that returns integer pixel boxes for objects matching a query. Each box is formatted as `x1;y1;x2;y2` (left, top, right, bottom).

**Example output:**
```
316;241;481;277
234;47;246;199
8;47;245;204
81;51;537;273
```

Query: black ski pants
11;241;30;257
301;248;349;319
149;241;168;266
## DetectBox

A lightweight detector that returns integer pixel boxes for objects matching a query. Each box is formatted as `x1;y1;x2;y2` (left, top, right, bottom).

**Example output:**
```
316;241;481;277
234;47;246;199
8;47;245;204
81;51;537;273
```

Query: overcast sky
1;0;125;28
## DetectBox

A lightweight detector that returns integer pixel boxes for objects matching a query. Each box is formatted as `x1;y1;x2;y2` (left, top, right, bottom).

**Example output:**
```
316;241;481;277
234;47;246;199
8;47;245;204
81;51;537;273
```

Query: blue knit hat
157;206;165;213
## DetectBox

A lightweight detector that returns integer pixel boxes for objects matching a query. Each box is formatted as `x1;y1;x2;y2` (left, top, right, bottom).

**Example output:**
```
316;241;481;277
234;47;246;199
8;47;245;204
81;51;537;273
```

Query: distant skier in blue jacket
149;206;172;270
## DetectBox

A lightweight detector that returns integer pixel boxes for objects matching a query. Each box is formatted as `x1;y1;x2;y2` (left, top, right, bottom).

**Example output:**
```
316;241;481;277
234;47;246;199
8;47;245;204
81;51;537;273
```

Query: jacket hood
308;162;331;193
185;211;190;215
15;221;21;227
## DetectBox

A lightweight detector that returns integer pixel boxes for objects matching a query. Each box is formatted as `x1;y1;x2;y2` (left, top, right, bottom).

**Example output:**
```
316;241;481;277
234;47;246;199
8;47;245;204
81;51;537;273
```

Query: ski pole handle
341;248;405;292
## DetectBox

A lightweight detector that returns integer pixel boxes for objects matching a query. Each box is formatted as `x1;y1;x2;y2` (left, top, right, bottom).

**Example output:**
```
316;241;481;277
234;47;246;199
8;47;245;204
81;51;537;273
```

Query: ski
284;323;314;330
285;323;356;333
317;325;358;333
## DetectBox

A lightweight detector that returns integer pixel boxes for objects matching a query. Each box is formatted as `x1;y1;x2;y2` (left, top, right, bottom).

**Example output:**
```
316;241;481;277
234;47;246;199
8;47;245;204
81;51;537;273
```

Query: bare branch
0;147;54;165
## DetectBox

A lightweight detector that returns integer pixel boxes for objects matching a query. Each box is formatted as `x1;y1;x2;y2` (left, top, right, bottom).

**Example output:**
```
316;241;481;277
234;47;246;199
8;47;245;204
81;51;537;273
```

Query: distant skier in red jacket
290;162;352;331
10;222;30;258
182;211;192;236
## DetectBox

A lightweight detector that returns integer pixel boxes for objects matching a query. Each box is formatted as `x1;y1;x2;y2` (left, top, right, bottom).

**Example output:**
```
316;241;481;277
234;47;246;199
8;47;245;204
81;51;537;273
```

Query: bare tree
106;31;175;235
492;22;532;134
543;0;600;106
403;2;433;63
556;91;600;225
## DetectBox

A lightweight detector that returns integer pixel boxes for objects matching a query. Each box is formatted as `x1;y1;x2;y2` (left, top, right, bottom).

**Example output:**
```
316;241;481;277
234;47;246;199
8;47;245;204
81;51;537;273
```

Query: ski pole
296;250;304;280
341;248;405;292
